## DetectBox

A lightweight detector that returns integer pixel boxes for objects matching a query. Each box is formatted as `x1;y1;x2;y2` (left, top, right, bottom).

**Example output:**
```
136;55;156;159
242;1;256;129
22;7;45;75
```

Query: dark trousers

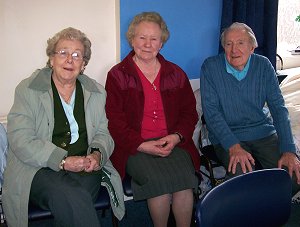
214;133;300;195
29;168;102;227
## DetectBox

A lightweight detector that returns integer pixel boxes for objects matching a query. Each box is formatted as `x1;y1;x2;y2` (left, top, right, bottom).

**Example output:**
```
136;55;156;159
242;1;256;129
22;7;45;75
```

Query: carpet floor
6;199;299;226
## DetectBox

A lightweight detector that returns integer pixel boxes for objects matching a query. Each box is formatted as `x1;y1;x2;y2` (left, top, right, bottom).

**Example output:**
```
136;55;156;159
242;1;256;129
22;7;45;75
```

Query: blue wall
120;0;223;79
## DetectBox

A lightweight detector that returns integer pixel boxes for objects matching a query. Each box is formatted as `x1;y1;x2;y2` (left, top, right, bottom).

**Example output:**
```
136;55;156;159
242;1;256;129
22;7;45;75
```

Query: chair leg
207;162;225;187
101;209;106;218
200;155;217;187
111;210;119;227
0;189;6;226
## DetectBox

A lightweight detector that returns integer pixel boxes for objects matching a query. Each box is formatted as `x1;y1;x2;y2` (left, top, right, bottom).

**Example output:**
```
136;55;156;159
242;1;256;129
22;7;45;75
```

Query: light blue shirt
225;54;251;81
60;89;79;144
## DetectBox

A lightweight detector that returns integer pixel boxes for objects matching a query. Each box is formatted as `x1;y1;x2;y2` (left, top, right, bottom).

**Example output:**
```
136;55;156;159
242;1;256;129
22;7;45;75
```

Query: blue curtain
220;0;279;69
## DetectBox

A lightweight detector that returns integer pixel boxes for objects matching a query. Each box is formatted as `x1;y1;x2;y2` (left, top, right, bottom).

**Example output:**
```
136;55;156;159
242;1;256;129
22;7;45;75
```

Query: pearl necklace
134;55;158;83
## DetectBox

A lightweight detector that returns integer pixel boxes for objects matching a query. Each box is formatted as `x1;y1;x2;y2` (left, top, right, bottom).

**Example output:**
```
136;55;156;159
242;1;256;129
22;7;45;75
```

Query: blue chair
195;169;292;227
122;173;133;197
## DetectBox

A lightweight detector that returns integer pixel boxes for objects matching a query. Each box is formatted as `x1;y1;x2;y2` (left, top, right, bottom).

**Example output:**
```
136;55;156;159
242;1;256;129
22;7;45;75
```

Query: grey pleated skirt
126;146;198;201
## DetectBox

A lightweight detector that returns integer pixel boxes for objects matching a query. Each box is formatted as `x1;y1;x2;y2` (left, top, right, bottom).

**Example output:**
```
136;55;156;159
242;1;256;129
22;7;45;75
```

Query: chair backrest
195;169;292;227
0;123;8;188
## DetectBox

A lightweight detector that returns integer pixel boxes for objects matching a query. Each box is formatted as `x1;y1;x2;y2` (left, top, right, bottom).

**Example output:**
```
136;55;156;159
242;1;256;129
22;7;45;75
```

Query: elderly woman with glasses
2;27;124;227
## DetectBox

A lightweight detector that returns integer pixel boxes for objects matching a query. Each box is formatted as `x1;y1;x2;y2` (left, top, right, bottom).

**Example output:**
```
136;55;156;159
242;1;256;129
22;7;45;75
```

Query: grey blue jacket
2;67;125;227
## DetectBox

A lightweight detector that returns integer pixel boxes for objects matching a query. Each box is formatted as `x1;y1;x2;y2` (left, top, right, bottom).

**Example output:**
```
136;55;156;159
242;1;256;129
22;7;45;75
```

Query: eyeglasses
54;49;84;61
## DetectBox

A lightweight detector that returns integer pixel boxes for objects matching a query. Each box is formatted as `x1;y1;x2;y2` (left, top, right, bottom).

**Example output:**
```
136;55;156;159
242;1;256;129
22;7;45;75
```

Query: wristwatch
91;147;100;153
174;132;184;143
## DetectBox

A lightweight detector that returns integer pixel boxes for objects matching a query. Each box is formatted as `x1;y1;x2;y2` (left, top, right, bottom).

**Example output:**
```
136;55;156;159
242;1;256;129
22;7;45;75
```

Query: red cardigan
105;51;200;179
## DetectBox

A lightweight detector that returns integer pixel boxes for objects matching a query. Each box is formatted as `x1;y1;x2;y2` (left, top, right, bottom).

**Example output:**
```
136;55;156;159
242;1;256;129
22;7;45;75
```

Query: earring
80;66;86;74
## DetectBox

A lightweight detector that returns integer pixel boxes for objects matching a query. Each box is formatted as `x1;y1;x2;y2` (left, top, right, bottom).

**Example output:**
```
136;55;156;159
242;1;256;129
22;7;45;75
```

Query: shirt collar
225;54;251;81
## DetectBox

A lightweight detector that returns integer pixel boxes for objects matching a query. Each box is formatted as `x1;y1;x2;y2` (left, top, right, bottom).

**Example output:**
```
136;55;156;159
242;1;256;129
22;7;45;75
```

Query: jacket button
61;142;67;148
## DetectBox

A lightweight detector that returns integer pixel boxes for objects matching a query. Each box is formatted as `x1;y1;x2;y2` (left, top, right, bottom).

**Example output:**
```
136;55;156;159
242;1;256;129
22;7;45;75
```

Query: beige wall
0;0;119;116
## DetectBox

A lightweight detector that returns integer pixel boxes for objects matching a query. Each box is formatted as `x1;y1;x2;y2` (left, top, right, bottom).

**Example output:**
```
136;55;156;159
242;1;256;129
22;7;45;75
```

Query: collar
225;54;251;81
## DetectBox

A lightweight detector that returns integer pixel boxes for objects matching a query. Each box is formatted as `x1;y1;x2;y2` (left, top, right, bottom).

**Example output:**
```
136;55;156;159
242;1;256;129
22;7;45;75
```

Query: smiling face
50;39;85;84
224;28;255;71
131;21;163;62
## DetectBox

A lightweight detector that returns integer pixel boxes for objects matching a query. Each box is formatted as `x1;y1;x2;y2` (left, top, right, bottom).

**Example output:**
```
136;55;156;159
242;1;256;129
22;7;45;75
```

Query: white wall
190;79;200;92
0;0;119;116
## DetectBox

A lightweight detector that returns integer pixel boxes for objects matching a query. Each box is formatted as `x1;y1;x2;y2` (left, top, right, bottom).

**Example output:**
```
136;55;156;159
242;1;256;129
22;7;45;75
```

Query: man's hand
228;144;255;174
278;152;300;184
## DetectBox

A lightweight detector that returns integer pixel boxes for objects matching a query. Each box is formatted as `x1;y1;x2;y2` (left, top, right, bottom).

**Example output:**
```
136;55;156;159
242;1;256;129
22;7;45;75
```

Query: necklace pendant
152;83;157;91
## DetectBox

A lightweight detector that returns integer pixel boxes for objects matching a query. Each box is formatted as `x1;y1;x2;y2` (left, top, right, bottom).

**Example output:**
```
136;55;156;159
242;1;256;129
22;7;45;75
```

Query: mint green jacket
2;67;125;227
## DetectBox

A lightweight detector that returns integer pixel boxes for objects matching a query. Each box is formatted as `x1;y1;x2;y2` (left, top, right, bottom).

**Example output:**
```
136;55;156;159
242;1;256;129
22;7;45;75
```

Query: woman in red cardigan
105;12;200;227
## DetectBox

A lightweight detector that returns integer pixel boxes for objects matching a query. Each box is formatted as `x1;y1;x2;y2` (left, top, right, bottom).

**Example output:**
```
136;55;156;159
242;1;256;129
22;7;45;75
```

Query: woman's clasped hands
137;134;181;157
63;151;101;172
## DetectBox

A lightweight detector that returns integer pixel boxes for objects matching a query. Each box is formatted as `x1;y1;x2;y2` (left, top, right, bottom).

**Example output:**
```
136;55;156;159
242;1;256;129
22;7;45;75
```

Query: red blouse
135;65;168;139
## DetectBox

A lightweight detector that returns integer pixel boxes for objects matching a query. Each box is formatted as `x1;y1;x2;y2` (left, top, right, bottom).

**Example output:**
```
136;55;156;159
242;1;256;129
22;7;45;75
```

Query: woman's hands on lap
86;151;101;172
137;134;181;157
63;152;101;172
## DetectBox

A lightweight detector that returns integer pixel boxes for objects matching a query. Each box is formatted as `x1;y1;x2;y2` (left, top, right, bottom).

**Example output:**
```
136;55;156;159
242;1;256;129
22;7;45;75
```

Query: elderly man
200;22;300;195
